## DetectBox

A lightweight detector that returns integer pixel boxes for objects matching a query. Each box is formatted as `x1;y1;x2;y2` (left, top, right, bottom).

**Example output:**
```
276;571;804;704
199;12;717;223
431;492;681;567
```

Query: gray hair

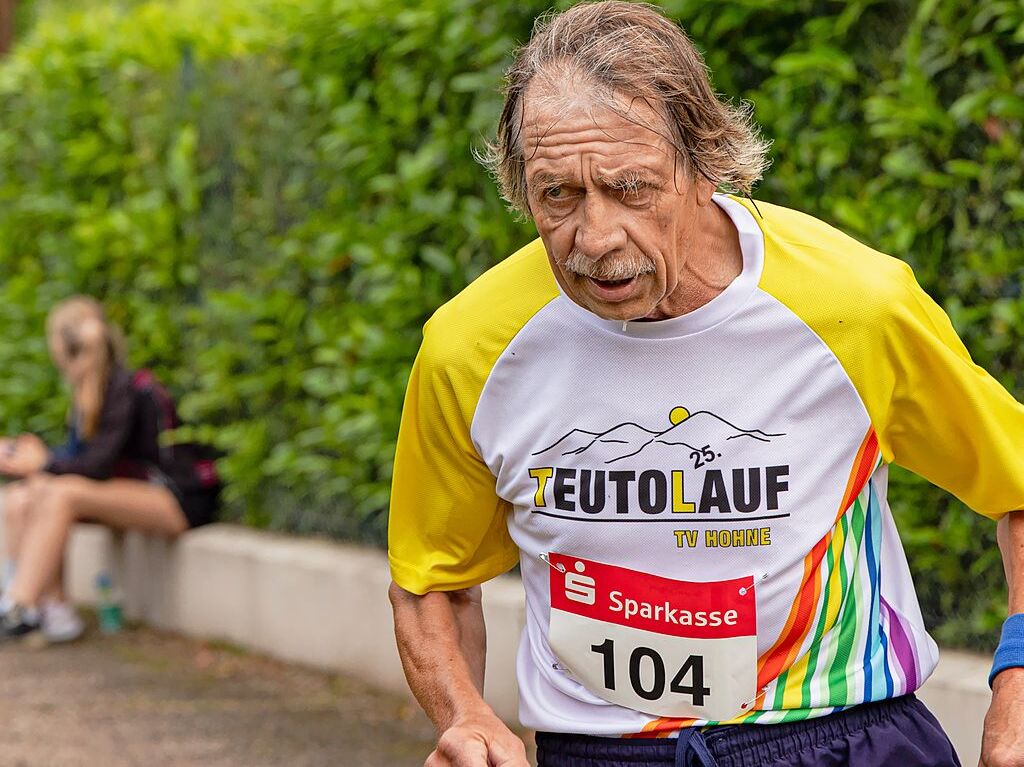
480;1;772;217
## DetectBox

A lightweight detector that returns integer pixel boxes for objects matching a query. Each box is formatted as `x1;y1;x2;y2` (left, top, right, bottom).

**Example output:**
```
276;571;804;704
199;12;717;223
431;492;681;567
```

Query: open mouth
585;275;640;300
589;276;635;289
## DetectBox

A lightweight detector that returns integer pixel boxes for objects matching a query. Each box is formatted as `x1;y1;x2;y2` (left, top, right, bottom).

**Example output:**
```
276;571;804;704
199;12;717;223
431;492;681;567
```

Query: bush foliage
0;0;1021;648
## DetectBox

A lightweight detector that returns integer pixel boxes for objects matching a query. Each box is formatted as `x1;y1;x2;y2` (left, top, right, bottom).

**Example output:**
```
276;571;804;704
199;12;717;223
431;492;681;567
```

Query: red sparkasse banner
548;552;756;639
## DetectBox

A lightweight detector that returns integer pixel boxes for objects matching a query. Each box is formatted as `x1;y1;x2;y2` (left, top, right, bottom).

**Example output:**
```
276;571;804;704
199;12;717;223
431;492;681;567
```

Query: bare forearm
980;510;1024;766
997;510;1024;615
389;582;490;730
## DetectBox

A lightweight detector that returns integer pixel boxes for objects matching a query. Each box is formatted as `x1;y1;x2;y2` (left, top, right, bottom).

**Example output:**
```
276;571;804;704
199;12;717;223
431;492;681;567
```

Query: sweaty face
522;82;707;321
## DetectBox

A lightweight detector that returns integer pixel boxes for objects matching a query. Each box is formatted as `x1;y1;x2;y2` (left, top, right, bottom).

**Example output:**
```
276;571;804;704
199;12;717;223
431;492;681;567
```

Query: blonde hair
46;297;127;440
481;1;772;216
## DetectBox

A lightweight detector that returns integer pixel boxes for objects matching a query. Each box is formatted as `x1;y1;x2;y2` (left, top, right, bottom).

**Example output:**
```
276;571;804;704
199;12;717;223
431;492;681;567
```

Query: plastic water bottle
95;571;123;634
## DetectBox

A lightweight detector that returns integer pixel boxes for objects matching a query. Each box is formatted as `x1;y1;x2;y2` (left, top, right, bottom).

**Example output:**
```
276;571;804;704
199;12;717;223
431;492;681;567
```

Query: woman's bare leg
41;561;66;604
9;476;69;602
7;474;187;609
2;481;62;608
2;481;31;562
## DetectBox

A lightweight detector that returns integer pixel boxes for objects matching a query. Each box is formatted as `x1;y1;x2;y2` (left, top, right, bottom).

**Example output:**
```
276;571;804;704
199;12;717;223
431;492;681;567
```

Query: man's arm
980;509;1024;767
388;582;529;767
997;511;1023;614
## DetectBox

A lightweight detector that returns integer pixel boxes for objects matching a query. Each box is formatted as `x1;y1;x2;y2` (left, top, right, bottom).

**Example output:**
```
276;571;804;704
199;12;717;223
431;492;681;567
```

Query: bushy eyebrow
528;170;576;189
599;169;663;192
527;168;664;192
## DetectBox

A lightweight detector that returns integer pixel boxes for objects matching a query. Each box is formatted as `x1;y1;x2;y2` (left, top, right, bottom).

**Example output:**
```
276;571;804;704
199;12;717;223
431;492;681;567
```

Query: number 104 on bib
547;553;758;721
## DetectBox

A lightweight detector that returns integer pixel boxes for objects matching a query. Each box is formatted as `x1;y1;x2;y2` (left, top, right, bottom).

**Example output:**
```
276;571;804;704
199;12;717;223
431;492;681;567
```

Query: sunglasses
61;327;83;359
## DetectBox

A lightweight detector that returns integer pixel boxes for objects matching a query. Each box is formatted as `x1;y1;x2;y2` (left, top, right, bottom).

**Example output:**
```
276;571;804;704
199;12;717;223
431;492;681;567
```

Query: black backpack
132;369;221;490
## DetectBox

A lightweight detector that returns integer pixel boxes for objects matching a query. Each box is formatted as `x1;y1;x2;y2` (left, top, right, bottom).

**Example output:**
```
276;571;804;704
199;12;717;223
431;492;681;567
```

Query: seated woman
0;296;220;641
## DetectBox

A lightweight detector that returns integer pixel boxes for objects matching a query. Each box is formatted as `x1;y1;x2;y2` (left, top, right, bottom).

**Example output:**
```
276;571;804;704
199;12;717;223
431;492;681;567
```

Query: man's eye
546;186;567;199
617;185;649;202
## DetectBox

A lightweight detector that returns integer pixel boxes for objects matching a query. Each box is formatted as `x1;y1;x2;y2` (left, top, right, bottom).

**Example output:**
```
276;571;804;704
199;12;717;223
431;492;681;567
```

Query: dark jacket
44;367;206;493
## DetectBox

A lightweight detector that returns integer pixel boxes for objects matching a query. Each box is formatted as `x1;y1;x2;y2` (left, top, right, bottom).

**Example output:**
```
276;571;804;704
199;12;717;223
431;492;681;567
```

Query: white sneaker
41;600;85;643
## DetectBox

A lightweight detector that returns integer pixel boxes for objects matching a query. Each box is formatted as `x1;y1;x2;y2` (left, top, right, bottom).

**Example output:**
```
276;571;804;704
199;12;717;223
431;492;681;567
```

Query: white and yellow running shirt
388;195;1024;735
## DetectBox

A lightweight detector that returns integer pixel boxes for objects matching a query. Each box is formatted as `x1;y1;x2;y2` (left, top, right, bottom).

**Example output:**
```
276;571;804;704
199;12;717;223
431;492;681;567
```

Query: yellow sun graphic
669;406;690;425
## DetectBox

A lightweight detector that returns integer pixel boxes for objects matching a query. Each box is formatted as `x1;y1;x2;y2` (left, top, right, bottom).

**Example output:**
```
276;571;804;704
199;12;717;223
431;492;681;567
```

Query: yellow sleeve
387;239;558;593
387;329;519;594
746;196;1024;520
880;264;1024;520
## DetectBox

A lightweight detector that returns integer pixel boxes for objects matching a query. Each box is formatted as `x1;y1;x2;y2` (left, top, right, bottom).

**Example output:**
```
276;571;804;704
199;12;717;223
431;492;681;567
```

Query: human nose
574;194;627;260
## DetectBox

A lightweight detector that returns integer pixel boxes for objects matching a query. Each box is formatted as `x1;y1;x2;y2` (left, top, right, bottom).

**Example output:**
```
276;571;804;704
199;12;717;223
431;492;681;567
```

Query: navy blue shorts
535;695;961;767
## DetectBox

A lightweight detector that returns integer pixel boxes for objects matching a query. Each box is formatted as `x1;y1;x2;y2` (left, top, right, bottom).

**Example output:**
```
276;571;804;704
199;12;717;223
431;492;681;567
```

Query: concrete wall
1;520;994;763
59;524;526;722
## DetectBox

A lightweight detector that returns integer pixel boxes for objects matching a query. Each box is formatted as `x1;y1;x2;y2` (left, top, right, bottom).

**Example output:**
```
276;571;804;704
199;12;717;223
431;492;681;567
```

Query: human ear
694;174;717;206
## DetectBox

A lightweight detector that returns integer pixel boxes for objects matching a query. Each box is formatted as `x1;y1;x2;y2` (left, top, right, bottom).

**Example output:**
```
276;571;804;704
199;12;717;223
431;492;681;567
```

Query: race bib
547;553;757;721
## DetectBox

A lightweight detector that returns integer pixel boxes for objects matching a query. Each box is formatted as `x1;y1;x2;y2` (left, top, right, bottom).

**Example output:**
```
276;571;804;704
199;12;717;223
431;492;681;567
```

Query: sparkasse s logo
564;560;596;605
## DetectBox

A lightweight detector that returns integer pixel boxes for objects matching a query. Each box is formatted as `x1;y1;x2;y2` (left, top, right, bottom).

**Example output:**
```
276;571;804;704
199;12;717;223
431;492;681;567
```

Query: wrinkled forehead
519;71;677;167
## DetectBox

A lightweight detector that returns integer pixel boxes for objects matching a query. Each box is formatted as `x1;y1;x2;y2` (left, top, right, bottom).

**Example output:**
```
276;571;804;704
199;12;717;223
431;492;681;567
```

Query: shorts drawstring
675;728;718;767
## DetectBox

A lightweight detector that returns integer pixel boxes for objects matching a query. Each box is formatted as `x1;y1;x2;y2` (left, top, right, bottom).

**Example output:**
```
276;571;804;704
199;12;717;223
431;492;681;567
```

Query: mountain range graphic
532;408;785;465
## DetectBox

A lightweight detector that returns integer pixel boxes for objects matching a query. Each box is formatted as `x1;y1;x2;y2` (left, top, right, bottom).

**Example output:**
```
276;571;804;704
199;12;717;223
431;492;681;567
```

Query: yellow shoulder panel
734;195;916;467
388;239;559;593
424;238;559;428
735;196;1024;518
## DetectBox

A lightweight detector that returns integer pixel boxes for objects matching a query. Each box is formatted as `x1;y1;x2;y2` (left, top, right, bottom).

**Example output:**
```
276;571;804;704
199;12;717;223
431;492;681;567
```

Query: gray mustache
562;248;656;281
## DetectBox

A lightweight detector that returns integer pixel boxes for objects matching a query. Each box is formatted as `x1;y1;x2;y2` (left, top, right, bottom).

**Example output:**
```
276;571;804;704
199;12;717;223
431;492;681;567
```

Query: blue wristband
989;613;1024;688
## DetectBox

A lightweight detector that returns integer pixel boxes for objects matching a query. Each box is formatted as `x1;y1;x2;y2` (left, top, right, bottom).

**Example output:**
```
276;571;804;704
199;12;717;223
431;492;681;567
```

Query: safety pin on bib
738;685;771;711
539;553;566;573
738;571;770;596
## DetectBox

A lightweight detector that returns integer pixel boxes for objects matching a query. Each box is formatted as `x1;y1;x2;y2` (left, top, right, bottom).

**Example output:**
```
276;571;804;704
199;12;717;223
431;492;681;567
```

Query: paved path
0;621;443;767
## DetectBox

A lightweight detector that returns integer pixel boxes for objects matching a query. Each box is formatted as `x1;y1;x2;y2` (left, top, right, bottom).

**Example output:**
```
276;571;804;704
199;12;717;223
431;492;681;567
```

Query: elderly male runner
388;3;1024;766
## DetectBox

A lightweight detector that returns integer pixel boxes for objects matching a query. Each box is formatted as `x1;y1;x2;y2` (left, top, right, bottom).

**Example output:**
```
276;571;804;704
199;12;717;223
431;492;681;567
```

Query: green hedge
1;0;1021;649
